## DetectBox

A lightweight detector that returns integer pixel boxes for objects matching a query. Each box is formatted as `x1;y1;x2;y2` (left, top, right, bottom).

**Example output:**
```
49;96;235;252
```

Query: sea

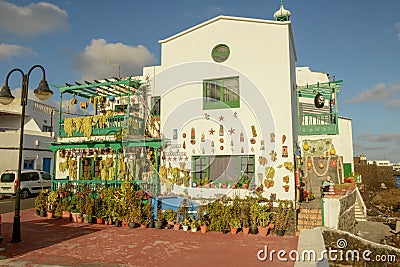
395;175;400;188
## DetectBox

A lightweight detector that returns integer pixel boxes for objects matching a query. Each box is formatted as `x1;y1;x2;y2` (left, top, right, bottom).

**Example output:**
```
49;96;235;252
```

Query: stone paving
0;209;299;267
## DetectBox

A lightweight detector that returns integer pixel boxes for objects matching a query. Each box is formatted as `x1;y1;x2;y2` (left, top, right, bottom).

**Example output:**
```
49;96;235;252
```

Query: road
0;197;35;214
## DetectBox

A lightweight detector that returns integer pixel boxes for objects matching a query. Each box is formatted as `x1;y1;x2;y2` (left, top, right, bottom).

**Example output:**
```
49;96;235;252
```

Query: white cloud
347;82;400;104
73;39;157;81
396;22;400;40
385;99;400;110
0;1;68;38
0;43;36;60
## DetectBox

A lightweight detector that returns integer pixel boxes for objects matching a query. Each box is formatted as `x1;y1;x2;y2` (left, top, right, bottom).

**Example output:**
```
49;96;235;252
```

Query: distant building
0;98;57;174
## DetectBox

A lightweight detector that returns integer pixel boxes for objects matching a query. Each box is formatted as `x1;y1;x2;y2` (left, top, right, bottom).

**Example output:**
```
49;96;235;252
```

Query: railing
299;113;338;135
59;115;144;138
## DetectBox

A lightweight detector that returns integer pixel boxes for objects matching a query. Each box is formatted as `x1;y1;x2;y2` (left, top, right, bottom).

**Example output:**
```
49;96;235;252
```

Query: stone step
297;224;323;230
300;208;321;214
298;213;322;220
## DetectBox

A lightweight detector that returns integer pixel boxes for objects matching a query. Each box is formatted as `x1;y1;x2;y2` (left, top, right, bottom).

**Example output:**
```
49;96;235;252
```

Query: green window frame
192;156;209;184
191;155;255;187
203;76;240;110
211;44;230;63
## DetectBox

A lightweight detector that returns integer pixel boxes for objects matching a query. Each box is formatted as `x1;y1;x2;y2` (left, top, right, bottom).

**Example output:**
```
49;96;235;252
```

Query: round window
212;44;230;63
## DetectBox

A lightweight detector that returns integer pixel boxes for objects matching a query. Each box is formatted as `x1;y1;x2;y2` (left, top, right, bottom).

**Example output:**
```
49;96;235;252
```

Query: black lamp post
0;65;53;243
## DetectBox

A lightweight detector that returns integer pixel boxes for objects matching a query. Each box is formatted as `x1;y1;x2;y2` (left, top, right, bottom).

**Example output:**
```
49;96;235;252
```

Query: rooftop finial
274;0;291;21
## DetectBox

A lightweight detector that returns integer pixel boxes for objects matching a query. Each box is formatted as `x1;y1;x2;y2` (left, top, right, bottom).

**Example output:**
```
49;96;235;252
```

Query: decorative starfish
173;157;177;161
185;156;189;161
228;127;235;135
209;128;215;135
179;156;183;161
219;115;224;121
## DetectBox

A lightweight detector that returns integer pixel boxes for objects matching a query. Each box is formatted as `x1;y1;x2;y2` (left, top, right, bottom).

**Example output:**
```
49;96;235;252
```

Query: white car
0;170;52;199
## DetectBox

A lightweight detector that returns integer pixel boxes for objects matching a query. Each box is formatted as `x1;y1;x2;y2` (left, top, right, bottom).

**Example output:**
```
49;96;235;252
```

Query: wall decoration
302;138;333;157
230;140;234;147
220;146;224;150
330;159;337;168
319;160;324;169
314;93;325;108
183;141;186;149
250;138;256;144
219;125;224;136
219;138;224;143
283;185;290;192
209;128;215;135
265;166;275;178
202;148;205;154
303;142;309;151
191;127;195;139
201;133;205;142
251;125;257;137
258;156;267;166
307;159;312;170
260;140;265;150
270;133;275;143
282;134;286;144
264;179;274;189
282;146;288;157
190;139;196;145
270;150;277;161
283;162;294;172
233;112;238;118
251;147;254;152
240;132;244;142
204;113;210;120
182;133;186;138
219;115;224;121
330;146;336;155
173;129;178;140
241;147;244;153
283;175;289;183
228;127;235;135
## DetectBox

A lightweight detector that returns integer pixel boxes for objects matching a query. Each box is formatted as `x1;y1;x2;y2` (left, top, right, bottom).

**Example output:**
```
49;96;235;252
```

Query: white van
0;170;52;199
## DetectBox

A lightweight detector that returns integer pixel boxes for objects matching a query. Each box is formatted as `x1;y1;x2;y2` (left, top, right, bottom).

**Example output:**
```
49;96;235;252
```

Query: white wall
144;16;298;200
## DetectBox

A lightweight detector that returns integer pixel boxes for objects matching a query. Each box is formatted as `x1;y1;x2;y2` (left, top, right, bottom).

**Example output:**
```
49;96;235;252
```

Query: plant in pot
190;217;199;232
249;200;259;235
83;195;94;223
155;209;165;229
275;200;293;236
197;206;209;234
182;217;190;232
94;198;105;224
257;205;271;236
164;209;176;229
69;193;82;222
240;198;251;235
46;190;58;219
60;198;71;221
229;215;241;234
34;189;48;217
139;202;153;228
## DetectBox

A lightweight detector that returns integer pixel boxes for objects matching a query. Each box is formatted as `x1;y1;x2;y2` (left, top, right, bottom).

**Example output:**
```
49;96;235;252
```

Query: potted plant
190;218;199;232
197;206;209;234
164;209;176;229
257;205;271;236
139;202;153;228
46;190;58;219
249;200;259;235
83;195;94;223
182;217;190;231
155;209;164;229
275;200;293;236
229;215;241;234
240;199;251;235
34;189;48;217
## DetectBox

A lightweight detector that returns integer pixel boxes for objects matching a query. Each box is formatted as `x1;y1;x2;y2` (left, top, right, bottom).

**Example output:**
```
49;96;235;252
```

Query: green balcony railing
59;115;144;138
298;113;339;135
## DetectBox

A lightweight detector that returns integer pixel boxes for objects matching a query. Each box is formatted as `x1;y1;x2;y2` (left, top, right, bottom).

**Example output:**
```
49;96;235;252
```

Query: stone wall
322;227;400;266
337;189;356;234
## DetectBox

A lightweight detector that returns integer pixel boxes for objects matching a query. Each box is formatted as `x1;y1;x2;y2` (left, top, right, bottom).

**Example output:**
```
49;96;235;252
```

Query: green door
343;163;352;178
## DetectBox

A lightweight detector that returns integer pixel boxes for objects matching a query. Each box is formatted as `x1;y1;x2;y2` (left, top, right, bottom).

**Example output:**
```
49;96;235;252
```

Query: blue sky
0;0;399;162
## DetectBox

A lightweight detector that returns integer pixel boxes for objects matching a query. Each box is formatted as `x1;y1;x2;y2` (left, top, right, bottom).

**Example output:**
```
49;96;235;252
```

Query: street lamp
0;65;53;243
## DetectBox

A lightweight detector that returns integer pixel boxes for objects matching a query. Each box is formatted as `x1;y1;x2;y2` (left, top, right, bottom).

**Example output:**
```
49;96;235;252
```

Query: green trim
203;76;240;110
211;44;230;63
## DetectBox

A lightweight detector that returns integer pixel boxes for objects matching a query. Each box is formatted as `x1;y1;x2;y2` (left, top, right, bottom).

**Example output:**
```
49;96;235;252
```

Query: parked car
0;170;52;199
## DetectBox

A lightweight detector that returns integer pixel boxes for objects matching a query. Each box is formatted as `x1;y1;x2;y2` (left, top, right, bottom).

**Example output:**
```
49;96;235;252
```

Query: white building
0;98;57;174
143;8;298;200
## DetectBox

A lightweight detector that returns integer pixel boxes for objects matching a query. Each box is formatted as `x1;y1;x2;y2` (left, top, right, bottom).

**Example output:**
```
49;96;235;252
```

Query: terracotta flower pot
242;227;250;235
230;228;238;234
200;225;207;233
77;216;83;223
141;224;147;229
96;218;104;224
258;227;269;236
174;223;181;230
46;212;53;219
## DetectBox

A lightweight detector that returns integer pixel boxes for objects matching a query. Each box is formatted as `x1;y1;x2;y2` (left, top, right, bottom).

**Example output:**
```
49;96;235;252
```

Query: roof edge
159;15;291;44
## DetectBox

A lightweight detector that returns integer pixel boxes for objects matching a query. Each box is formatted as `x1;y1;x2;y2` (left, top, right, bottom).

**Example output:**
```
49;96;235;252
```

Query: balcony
299;113;338;135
